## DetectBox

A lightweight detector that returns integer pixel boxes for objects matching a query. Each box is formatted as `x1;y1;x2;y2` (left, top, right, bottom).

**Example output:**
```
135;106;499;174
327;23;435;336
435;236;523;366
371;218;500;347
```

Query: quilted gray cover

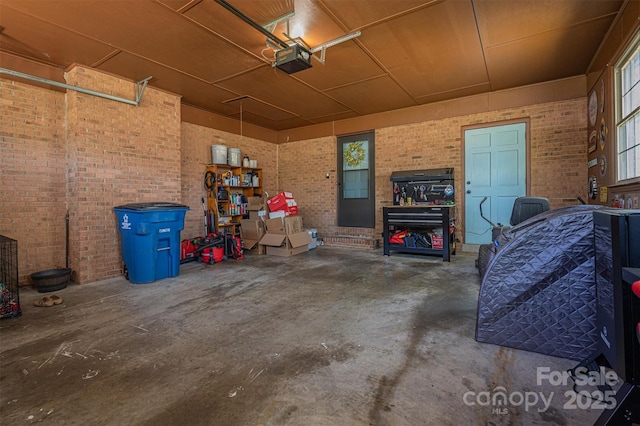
475;205;603;360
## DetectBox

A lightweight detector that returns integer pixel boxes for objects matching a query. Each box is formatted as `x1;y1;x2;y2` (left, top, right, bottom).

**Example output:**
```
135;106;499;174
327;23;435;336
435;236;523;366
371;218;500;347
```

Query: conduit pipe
0;67;152;106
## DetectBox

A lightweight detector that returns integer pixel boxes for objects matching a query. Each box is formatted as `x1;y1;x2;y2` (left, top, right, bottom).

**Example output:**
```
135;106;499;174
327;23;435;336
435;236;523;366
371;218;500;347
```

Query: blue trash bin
114;202;189;284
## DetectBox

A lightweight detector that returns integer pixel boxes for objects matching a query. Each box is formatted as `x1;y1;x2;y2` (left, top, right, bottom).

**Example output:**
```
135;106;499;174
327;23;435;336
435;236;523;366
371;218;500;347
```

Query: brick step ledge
321;235;380;250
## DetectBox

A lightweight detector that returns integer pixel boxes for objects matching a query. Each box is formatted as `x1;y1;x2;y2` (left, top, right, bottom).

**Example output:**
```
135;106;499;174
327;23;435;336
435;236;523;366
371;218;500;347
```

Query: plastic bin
113;202;189;284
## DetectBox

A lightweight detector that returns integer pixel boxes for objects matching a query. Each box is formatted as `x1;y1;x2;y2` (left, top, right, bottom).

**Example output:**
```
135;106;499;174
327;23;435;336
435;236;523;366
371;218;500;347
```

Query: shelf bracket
0;67;152;106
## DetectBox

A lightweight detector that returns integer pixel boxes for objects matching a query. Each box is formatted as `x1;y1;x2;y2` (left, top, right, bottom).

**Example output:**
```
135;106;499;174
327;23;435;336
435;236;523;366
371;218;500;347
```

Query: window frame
614;30;640;184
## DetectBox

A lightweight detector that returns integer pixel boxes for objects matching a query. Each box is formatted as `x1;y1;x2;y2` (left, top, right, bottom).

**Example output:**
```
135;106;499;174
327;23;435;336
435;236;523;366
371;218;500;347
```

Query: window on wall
616;33;640;182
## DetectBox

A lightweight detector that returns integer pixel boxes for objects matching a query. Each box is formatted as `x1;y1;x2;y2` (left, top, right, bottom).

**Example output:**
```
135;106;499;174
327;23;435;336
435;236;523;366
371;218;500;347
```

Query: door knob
466;190;471;194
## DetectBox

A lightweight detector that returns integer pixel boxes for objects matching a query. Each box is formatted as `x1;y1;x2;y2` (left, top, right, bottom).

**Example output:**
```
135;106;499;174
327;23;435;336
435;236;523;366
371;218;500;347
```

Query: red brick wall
277;137;340;237
1;66;587;284
1;67;182;285
180;122;278;239
0;79;66;285
65;66;182;284
278;98;587;245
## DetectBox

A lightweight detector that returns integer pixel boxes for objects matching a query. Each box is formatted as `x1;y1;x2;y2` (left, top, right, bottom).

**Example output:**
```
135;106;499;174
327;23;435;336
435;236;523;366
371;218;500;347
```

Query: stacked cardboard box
267;191;299;216
259;215;311;257
241;196;267;252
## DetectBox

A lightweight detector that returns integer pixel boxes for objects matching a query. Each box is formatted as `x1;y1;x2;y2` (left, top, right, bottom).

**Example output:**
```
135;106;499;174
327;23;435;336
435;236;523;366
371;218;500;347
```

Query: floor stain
368;279;476;425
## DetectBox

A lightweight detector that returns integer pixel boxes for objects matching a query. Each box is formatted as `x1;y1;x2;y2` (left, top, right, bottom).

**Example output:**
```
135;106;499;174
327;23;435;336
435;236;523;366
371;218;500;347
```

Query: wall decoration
588;158;598;168
600;79;605;113
600;154;607;177
343;141;366;168
589;175;598;199
599;117;608;151
589;91;598;126
600;186;608;204
588;130;597;153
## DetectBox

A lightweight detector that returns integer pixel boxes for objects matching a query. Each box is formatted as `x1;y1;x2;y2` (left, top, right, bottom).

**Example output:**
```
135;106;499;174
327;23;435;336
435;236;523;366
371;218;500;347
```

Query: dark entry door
337;131;375;227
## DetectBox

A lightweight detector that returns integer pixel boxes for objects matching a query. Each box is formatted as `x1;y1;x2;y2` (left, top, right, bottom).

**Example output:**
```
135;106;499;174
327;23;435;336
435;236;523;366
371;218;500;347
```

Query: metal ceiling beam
0;67;152;106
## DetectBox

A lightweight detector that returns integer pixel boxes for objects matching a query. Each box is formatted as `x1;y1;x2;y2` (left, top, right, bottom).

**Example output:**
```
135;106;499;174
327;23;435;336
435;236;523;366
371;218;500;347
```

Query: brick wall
1;67;182;285
180;123;278;239
278;98;587;245
65;66;182;284
0;79;66;285
277;137;339;237
1;67;587;284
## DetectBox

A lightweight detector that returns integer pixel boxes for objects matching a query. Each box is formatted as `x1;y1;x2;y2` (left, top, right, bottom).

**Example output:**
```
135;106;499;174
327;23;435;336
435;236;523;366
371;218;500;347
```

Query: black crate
0;235;21;319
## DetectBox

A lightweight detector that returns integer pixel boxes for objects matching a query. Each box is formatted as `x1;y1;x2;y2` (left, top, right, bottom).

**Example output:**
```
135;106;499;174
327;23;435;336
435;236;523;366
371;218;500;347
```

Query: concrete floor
1;247;602;425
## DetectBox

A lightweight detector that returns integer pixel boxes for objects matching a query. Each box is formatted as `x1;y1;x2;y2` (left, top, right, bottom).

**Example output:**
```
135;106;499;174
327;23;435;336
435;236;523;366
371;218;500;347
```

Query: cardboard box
259;232;312;257
267;192;295;212
264;216;303;235
284;216;303;235
240;219;265;249
249;210;266;220
265;217;286;234
259;215;309;257
248;196;266;211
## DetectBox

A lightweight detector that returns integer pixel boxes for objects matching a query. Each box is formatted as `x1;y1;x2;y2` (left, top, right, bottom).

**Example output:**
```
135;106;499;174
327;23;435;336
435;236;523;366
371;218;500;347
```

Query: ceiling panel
325;75;417;115
0;0;628;131
182;0;289;57
0;5;116;67
223;96;298;121
293;41;386;91
95;51;242;116
217;66;352;119
474;0;623;47
157;0;200;12
320;0;437;30
485;17;616;90
2;0;265;82
358;0;488;98
415;83;492;105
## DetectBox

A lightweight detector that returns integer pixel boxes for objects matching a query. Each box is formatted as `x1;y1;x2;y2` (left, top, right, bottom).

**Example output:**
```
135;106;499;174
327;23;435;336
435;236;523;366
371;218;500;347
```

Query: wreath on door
344;142;365;167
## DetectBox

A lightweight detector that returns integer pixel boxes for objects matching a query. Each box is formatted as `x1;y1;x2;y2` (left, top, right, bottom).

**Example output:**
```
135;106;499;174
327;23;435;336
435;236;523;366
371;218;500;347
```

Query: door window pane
343;140;369;199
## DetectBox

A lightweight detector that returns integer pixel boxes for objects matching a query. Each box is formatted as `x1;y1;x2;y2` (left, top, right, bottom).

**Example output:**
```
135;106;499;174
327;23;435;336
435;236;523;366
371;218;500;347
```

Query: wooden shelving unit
205;165;262;235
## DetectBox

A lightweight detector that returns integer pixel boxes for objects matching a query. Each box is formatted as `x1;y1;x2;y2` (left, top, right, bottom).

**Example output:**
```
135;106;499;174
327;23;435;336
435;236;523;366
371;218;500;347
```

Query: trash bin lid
114;202;189;211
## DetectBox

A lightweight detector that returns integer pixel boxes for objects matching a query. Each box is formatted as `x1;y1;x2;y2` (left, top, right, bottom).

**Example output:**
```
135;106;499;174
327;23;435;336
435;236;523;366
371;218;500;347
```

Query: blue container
113;202;189;284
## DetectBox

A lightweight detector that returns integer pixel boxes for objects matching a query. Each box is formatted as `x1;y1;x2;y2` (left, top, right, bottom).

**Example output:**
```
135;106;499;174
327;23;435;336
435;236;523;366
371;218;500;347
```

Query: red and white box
268;192;298;215
431;234;443;250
